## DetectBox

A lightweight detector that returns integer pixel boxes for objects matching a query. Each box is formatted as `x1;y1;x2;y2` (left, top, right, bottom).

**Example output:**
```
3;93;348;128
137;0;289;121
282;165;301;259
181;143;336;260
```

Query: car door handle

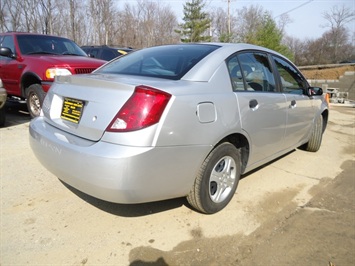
289;99;296;109
249;99;259;111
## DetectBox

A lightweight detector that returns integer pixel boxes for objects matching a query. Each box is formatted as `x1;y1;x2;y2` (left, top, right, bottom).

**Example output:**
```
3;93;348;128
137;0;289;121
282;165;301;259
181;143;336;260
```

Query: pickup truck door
0;35;24;96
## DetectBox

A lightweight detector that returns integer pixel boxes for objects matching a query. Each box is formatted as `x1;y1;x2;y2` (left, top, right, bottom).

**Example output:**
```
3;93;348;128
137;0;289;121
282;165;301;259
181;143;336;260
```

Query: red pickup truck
0;32;105;117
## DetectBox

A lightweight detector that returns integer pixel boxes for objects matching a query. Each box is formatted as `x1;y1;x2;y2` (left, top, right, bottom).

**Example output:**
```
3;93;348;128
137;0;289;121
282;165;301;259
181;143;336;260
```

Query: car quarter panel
155;61;243;147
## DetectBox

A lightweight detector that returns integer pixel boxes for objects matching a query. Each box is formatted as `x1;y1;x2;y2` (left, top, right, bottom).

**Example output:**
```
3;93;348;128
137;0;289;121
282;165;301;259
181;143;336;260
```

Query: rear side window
228;52;276;92
96;44;220;80
273;56;306;94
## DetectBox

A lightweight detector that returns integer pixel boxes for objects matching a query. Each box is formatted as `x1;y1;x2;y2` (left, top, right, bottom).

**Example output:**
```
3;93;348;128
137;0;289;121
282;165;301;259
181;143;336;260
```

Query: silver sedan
29;43;329;214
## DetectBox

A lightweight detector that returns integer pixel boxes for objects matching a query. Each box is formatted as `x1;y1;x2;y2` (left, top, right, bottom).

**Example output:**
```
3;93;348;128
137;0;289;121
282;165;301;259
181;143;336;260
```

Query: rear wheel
304;115;323;152
187;142;241;214
26;84;45;118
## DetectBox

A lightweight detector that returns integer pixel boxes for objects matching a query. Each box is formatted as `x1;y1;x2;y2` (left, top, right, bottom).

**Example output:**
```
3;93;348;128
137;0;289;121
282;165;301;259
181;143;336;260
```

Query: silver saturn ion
29;43;329;214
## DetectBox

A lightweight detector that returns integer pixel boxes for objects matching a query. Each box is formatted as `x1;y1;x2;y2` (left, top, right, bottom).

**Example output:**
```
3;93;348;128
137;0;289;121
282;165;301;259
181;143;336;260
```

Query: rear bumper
29;117;210;203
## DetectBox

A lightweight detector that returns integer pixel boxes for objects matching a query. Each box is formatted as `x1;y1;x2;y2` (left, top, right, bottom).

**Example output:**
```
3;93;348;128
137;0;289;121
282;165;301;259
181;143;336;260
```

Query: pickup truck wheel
304;115;323;152
26;84;45;118
187;142;241;214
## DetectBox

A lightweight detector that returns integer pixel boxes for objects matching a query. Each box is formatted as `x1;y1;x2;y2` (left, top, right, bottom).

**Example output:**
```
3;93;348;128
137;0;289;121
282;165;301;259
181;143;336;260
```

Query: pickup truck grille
74;68;97;74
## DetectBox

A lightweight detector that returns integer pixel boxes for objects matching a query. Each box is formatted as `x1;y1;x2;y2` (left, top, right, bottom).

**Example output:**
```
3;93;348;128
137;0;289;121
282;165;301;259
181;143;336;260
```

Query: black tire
26;84;45;118
187;142;241;214
305;115;323;152
0;107;5;127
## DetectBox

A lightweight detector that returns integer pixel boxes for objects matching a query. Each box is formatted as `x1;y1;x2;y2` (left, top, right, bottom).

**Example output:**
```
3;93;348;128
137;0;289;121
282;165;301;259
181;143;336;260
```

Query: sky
119;0;355;40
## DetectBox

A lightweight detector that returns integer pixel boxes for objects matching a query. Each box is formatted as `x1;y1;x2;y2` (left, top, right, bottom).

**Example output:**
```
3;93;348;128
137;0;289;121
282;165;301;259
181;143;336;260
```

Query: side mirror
306;87;323;97
0;47;15;58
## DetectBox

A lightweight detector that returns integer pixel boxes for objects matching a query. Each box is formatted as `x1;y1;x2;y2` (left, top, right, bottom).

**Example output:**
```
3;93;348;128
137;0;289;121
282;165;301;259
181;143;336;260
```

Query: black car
340;59;355;64
81;45;133;61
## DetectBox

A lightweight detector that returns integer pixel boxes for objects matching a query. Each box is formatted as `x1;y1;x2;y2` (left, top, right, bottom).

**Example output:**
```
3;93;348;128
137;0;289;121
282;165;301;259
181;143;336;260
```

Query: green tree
251;14;293;60
176;0;211;42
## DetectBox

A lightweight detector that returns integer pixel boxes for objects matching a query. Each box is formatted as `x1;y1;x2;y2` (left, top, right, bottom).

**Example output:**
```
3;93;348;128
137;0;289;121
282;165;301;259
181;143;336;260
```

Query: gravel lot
1;104;354;265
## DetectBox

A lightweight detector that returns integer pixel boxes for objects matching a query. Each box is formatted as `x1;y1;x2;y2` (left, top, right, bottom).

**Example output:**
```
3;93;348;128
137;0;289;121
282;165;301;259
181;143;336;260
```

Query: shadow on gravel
58;150;300;217
240;149;296;180
60;181;189;217
127;160;355;266
60;150;298;217
1;101;31;128
130;257;168;266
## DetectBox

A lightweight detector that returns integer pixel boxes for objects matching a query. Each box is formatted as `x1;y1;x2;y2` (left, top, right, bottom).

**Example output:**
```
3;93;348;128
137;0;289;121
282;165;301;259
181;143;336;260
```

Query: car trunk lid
42;74;140;141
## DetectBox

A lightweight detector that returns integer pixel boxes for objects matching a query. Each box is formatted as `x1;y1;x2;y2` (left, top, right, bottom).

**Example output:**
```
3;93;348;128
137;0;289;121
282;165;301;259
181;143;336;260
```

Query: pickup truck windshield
17;35;87;56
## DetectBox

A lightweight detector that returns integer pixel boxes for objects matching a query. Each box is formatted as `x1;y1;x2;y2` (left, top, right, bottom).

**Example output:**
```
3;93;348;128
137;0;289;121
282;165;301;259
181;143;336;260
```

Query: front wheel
26;84;45;118
304;115;323;152
187;142;241;214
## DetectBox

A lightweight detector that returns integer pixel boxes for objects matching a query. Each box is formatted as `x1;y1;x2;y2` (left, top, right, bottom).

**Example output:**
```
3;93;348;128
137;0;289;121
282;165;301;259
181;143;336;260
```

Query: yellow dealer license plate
61;98;84;124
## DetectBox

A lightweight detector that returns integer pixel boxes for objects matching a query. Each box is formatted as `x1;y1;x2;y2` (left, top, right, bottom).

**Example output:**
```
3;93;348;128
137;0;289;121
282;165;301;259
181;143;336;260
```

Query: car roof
82;45;133;50
206;42;284;55
1;31;71;40
94;42;291;82
180;42;287;81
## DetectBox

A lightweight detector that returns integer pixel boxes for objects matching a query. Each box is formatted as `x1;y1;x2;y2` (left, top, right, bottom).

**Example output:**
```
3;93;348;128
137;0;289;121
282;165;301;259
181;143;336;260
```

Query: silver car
29;43;329;214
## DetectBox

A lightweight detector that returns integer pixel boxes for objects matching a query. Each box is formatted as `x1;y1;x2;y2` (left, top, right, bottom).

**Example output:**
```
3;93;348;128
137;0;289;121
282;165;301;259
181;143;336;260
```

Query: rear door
228;51;288;166
272;55;315;149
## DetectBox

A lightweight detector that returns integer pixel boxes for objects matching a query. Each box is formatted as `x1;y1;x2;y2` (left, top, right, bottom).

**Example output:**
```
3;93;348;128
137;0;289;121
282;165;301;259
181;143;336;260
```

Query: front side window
96;44;220;80
0;35;15;53
89;48;100;58
273;56;306;94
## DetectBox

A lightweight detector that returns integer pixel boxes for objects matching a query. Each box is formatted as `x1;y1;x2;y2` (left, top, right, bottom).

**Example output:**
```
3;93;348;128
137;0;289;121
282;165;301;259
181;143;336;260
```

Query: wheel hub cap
209;156;237;203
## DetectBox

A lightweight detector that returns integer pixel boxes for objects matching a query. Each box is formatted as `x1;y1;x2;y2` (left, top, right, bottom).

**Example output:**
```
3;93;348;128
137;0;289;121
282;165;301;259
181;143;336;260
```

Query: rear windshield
17;35;87;56
95;44;220;80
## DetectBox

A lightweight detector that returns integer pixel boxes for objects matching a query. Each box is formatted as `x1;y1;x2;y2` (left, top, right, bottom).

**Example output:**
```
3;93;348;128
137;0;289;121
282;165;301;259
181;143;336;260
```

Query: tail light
106;85;171;132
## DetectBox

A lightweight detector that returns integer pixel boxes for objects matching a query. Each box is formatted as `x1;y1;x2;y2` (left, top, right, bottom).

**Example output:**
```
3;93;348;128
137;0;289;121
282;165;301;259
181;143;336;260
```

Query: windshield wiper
61;52;81;56
26;51;57;55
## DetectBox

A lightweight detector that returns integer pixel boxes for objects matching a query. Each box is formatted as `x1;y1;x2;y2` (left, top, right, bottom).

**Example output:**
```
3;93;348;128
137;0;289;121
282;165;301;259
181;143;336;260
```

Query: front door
272;56;315;149
0;35;24;96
